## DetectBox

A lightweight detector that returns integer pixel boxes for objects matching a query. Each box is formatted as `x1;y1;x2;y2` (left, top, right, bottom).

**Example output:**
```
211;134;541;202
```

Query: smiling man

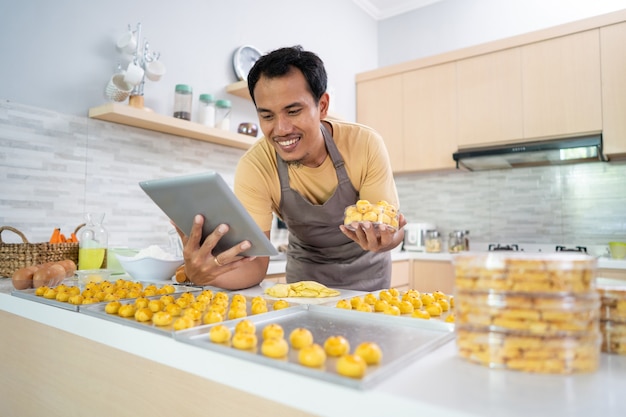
182;46;405;291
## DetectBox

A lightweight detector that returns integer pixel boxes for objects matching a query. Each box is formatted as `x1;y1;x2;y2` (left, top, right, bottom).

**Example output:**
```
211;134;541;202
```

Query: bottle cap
216;99;231;108
199;94;214;103
175;84;192;93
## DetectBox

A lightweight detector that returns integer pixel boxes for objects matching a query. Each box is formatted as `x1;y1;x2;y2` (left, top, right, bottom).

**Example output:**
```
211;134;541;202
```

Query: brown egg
12;266;37;290
33;264;66;288
58;259;77;278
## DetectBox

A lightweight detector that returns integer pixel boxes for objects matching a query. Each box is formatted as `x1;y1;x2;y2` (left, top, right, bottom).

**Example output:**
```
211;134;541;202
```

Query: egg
12;266;37;290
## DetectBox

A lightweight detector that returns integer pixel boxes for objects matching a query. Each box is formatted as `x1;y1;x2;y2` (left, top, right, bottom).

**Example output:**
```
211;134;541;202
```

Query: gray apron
277;123;391;291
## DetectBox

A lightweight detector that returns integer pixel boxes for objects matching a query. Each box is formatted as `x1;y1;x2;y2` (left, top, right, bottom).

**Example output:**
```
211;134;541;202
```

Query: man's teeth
278;138;298;146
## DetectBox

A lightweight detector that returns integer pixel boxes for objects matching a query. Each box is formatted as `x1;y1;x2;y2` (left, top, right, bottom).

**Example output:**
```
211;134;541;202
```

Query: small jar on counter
448;230;466;253
173;84;193;121
425;230;442;253
215;99;232;131
197;93;215;127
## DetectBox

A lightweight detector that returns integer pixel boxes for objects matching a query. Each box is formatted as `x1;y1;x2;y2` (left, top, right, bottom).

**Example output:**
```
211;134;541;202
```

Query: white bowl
116;255;183;283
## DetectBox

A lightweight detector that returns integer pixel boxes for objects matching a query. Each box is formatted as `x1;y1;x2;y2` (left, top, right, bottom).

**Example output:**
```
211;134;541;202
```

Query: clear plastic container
600;320;626;354
173;84;193;121
343;200;399;232
452;252;597;294
197;93;215;127
78;212;108;270
456;326;601;373
215;99;232;130
454;290;600;334
597;282;626;322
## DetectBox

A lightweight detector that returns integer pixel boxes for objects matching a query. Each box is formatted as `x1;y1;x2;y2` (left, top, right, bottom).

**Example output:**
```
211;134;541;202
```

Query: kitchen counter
1;280;625;417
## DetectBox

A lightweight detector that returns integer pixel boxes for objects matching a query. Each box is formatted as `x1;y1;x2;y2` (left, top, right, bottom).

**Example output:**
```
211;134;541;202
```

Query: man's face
253;68;329;167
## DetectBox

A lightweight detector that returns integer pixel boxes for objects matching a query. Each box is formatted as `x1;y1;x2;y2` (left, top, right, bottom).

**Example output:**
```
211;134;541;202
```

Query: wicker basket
0;225;83;278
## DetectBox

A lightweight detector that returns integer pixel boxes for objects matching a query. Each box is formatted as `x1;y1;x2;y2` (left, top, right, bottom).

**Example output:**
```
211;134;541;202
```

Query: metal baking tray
79;291;296;337
11;282;200;312
175;304;454;389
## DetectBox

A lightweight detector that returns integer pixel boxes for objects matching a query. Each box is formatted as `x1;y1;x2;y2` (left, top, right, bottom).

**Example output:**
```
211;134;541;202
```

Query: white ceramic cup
116;31;137;54
104;73;134;102
145;60;166;81
123;62;145;86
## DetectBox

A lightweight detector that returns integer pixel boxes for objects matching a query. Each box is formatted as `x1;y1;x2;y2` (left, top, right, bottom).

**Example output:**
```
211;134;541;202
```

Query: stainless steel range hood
452;134;606;171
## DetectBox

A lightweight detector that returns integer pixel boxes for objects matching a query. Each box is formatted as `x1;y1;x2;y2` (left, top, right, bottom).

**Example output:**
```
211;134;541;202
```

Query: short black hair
247;45;327;105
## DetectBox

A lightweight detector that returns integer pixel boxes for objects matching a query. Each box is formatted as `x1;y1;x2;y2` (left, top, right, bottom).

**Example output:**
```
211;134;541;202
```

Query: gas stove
485;243;589;253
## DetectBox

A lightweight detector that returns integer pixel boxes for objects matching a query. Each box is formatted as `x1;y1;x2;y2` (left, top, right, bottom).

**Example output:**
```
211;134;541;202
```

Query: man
180;46;406;291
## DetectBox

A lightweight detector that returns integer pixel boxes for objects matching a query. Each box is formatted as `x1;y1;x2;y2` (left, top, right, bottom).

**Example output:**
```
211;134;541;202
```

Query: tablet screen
139;171;278;257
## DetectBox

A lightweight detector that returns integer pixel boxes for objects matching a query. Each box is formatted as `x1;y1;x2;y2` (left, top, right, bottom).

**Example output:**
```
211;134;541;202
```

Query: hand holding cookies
340;200;406;252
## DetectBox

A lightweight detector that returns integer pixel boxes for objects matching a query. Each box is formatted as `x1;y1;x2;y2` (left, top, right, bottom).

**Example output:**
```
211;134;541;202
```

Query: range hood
453;134;606;171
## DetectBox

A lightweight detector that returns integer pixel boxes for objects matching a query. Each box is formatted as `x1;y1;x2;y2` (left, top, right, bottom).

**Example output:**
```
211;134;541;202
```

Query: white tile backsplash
1;100;625;250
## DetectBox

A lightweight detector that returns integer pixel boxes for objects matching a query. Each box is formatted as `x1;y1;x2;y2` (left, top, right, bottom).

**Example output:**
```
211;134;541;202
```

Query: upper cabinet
357;9;626;172
601;22;626;158
356;74;405;171
457;48;523;147
402;63;457;171
521;30;602;140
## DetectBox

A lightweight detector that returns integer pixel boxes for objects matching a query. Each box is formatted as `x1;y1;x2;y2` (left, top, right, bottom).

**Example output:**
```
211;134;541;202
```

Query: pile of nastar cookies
104;290;289;330
35;279;176;305
343;199;399;231
208;320;382;379
453;252;601;374
335;287;455;323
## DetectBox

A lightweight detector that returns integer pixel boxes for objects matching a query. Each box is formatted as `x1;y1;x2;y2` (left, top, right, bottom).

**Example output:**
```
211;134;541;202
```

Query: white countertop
1;279;625;417
267;250;626;275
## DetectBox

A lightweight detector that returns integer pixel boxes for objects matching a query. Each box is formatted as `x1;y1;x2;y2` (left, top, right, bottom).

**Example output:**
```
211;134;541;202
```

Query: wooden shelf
226;80;251;100
225;81;344;121
88;102;257;150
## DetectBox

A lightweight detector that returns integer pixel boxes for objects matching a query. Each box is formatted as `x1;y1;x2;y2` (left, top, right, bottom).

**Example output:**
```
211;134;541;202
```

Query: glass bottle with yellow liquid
78;212;108;270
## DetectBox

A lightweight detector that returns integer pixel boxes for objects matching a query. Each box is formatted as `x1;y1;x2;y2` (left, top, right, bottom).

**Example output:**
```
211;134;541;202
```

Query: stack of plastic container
452;252;600;374
597;280;626;355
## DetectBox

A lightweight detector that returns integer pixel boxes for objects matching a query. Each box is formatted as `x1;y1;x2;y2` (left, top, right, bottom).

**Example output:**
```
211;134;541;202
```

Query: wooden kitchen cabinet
456;48;524;147
600;22;626;159
521;30;602;140
356;74;405;171
402;63;458;171
390;259;411;291
411;259;454;295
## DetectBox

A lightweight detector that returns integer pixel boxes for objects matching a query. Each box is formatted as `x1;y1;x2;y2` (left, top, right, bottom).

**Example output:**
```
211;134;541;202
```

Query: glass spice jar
448;230;466;253
173;84;193;121
215;99;232;131
197;93;215;127
425;230;442;253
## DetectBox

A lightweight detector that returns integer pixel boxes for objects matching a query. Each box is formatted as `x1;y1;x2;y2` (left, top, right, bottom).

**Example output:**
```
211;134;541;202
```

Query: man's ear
319;92;330;119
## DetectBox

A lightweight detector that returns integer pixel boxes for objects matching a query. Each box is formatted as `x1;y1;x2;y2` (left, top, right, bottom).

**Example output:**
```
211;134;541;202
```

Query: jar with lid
463;230;470;251
215;99;232;130
78;212;108;270
425;230;442;253
197;93;215;127
173;84;192;121
448;230;466;253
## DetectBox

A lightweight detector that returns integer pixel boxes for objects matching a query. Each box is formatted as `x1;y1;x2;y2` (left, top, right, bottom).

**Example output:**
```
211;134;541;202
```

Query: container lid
216;99;231;108
199;93;214;103
175;84;192;93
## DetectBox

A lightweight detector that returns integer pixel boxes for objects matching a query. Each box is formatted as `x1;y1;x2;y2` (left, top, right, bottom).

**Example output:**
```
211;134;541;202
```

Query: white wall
378;0;626;67
0;0;377;122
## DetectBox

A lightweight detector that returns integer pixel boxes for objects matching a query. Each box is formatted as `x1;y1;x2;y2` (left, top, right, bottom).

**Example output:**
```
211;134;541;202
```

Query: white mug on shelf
116;31;137;54
145;60;166;81
104;73;133;102
123;62;144;86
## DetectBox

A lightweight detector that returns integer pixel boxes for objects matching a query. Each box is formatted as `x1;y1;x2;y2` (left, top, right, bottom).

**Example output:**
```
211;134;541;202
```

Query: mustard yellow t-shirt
234;119;399;232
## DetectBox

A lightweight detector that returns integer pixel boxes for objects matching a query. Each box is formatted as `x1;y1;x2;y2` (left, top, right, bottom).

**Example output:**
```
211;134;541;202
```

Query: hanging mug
104;73;133;102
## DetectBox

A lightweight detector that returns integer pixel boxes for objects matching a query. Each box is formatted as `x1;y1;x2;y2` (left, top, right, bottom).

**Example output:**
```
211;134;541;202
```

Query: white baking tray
174;304;454;389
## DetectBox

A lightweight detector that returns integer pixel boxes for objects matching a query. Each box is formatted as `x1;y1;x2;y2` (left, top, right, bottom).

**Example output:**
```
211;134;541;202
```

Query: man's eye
260;114;274;121
288;109;301;116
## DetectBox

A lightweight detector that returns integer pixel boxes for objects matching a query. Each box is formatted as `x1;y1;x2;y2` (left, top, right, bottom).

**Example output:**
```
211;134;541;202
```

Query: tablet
139;171;278;257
